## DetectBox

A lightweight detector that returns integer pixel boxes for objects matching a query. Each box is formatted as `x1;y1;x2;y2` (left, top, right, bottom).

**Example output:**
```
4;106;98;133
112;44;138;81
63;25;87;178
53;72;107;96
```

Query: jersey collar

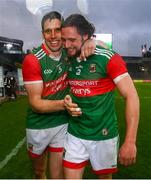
41;43;62;61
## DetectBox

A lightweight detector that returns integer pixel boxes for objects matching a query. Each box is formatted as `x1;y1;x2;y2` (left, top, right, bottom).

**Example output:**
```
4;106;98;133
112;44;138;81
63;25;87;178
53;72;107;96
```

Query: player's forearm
124;93;140;144
29;98;65;113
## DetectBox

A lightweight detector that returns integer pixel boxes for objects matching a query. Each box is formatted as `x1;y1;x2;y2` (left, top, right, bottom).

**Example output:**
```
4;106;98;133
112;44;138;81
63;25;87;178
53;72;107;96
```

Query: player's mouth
50;40;60;47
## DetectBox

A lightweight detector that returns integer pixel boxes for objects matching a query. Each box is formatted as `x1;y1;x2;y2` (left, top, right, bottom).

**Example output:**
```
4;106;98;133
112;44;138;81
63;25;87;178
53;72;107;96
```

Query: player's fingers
66;107;82;116
71;110;82;116
64;102;78;108
68;107;81;112
79;50;87;61
119;156;136;166
88;46;95;56
64;95;72;103
75;107;81;112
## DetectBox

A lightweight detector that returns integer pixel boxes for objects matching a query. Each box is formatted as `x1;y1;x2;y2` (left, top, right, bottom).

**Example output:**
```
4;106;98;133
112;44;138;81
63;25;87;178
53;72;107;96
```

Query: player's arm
108;53;139;166
79;39;108;60
24;82;65;113
116;75;139;166
22;54;65;113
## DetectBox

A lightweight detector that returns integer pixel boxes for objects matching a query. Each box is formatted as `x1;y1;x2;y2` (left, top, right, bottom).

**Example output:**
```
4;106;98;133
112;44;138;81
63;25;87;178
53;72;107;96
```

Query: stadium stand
0;36;25;97
123;56;151;80
0;36;24;67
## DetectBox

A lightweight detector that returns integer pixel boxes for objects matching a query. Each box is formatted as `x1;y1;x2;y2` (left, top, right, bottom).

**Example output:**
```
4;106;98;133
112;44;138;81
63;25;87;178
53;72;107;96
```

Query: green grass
113;83;151;179
0;83;151;179
0;96;32;179
0;96;27;161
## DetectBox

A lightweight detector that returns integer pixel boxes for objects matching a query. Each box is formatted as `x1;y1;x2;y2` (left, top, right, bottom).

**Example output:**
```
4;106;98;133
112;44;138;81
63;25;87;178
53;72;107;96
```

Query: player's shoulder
23;53;36;63
32;45;47;60
25;45;47;62
23;51;39;68
31;46;41;54
94;45;116;60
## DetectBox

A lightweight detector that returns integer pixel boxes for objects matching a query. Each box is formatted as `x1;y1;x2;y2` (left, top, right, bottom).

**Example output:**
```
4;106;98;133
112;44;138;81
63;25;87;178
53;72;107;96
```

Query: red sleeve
22;54;42;83
107;53;128;79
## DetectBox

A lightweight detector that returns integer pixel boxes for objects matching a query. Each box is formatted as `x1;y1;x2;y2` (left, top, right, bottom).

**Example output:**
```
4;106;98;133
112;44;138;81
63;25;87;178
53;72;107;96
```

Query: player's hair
62;14;95;39
41;11;64;32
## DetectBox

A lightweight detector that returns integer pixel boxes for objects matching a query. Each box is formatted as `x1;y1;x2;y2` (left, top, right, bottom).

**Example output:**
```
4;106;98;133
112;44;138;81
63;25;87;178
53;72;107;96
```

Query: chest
68;58;108;80
39;56;68;82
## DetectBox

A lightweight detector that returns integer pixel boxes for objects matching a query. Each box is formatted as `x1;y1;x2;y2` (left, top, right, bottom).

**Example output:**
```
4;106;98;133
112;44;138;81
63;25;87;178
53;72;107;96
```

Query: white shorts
26;124;68;158
63;133;119;175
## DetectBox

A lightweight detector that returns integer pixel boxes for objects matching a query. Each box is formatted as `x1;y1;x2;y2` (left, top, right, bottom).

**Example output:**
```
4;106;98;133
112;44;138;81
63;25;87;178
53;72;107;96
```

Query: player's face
43;18;62;53
61;26;87;57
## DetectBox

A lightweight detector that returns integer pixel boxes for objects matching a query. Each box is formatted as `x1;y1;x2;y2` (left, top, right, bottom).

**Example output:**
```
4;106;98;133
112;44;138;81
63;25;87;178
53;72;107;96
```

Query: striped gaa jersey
67;46;128;140
22;44;69;129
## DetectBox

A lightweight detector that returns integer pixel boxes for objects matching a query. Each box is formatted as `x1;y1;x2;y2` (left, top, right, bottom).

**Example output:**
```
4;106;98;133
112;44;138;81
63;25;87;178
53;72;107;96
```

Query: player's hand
118;142;137;166
95;40;109;49
79;39;96;61
64;95;82;117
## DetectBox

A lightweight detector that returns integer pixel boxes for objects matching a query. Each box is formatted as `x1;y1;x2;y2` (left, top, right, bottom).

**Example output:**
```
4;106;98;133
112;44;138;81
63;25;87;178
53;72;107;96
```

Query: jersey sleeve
22;54;42;84
107;53;129;83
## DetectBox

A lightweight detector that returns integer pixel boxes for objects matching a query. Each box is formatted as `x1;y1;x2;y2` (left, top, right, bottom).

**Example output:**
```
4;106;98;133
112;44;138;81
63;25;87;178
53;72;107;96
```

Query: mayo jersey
22;44;69;129
67;46;128;140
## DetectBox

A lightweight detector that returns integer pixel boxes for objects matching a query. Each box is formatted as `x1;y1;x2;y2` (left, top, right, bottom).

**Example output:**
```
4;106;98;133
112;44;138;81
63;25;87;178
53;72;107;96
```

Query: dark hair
62;14;95;39
41;11;64;32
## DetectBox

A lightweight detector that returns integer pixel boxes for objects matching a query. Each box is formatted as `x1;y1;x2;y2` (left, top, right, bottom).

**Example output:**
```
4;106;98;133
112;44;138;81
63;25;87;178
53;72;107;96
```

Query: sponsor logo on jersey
89;64;96;73
44;69;53;74
69;80;98;86
71;87;91;96
68;79;115;97
43;72;68;96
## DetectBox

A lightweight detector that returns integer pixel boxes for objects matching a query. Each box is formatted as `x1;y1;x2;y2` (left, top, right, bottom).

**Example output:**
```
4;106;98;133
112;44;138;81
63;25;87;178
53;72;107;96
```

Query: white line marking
142;97;151;99
0;137;26;170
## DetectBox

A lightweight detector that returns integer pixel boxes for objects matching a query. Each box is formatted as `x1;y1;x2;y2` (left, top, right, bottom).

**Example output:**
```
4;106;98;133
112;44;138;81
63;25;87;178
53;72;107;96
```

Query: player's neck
49;49;62;57
49;52;62;61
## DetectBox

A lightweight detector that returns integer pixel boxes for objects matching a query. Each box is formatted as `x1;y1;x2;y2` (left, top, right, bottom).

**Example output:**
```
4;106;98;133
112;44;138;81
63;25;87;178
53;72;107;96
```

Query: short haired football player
22;11;104;179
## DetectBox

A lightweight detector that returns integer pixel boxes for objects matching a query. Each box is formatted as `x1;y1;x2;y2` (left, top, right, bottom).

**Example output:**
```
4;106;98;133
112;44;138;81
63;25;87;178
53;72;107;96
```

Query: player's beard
67;38;86;58
66;48;81;58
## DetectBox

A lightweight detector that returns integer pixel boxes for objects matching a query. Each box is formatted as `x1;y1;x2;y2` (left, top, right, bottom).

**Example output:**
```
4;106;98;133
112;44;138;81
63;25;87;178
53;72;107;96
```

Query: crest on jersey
89;64;96;73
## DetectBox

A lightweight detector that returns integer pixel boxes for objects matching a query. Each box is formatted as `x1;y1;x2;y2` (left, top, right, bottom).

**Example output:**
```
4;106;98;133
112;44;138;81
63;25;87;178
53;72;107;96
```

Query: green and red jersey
22;44;69;129
67;46;128;140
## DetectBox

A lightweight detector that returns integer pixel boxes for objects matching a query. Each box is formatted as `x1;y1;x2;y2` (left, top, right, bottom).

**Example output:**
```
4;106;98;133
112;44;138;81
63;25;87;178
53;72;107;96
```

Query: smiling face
42;18;62;55
61;26;88;57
